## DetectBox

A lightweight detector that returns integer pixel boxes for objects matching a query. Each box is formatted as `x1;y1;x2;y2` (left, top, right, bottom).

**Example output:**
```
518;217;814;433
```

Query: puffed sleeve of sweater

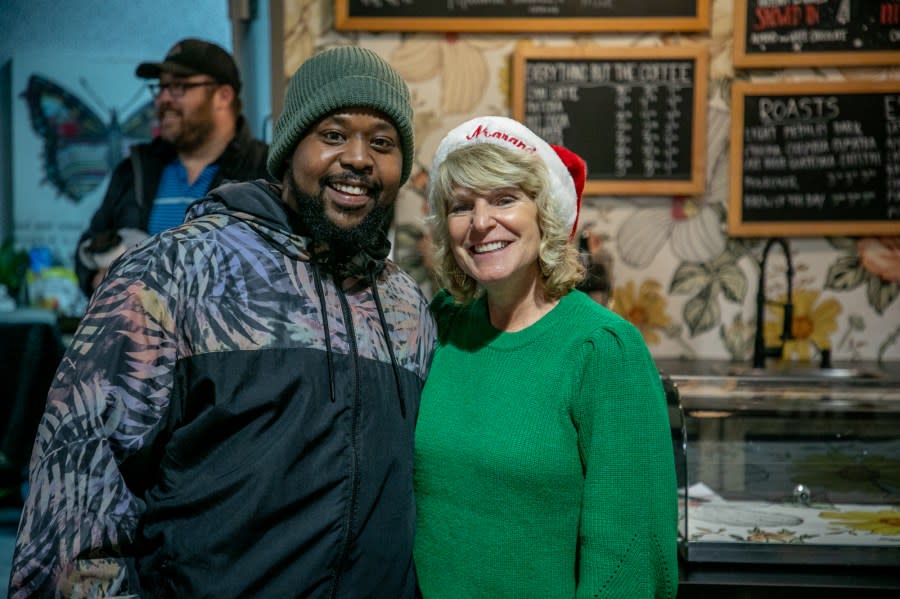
572;317;678;599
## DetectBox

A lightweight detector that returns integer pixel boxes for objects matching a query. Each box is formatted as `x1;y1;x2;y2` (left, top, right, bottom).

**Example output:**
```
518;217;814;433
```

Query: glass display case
666;373;900;567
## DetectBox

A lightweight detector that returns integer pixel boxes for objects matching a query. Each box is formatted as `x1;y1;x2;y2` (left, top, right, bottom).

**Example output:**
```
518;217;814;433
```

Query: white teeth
333;183;368;196
472;241;509;254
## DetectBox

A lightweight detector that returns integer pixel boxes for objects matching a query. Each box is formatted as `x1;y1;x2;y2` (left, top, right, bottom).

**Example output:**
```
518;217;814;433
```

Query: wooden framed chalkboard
335;0;710;33
729;80;900;237
511;44;708;196
734;0;900;68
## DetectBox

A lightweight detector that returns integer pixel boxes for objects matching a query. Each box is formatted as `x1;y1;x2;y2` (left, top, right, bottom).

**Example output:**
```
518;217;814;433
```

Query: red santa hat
429;116;585;238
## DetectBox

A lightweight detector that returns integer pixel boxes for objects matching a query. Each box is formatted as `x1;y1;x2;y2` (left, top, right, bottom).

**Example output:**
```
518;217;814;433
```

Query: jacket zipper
330;280;362;599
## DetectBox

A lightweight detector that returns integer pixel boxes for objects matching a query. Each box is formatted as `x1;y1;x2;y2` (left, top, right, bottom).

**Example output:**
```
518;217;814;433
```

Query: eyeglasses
147;80;219;99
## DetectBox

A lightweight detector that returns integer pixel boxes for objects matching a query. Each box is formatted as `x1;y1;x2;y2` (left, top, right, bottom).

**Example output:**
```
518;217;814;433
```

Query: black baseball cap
136;38;241;93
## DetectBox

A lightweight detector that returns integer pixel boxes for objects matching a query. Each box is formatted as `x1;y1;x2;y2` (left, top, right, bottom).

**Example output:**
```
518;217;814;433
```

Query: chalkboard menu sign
729;80;900;237
512;45;708;195
734;0;900;67
335;0;710;32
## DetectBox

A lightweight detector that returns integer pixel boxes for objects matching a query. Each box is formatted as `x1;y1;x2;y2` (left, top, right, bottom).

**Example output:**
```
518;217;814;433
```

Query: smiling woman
445;180;541;300
426;116;585;319
415;115;679;599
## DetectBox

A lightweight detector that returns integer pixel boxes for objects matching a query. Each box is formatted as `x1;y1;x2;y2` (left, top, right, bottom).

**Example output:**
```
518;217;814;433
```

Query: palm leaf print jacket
9;180;436;599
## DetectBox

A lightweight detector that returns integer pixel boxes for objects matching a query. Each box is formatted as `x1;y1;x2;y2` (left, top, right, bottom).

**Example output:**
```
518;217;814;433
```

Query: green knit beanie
268;46;415;185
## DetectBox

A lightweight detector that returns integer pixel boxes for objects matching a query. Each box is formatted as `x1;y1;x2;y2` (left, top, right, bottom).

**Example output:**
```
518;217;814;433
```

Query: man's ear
215;84;235;108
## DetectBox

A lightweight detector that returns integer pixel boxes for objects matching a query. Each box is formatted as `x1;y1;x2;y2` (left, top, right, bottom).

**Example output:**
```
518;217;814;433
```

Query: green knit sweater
414;289;677;598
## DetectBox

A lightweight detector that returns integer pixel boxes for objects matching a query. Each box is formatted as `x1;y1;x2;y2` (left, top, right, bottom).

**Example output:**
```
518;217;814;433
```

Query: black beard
286;168;393;260
172;119;214;153
157;95;215;152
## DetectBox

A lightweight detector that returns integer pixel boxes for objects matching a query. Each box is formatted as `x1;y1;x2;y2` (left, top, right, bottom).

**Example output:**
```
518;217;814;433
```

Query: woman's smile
471;240;511;254
448;186;542;290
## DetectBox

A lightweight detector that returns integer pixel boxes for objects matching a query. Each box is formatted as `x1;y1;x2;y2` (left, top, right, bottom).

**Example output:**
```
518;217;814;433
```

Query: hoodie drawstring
370;273;407;419
311;262;337;404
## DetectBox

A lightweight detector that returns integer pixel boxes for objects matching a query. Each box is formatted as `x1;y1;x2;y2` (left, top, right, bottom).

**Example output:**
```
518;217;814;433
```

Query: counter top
654;358;900;410
663;361;900;597
655;358;900;380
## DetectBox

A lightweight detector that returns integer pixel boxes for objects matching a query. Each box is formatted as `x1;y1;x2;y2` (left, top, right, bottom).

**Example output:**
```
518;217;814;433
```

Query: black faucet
752;238;795;369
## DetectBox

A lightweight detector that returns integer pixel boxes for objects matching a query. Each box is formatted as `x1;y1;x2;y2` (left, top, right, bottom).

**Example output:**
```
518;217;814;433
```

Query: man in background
75;37;269;295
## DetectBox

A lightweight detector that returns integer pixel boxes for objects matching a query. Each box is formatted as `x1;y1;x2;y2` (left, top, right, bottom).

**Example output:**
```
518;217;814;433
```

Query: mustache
156;103;179;117
323;172;382;195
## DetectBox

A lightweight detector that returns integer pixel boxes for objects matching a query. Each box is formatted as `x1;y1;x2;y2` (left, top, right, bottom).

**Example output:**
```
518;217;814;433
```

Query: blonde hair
426;143;584;304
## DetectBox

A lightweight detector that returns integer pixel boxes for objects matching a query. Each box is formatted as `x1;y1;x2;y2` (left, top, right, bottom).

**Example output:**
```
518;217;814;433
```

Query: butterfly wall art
21;74;158;203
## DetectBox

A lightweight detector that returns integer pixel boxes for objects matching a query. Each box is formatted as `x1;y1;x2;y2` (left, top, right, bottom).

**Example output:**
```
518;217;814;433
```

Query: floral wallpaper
282;0;900;364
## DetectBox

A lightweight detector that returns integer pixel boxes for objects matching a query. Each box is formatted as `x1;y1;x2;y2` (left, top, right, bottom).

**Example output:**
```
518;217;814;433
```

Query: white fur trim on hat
428;116;578;231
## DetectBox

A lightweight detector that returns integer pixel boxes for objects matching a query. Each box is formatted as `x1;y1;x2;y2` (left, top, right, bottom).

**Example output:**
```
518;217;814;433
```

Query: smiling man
9;46;436;599
74;38;269;295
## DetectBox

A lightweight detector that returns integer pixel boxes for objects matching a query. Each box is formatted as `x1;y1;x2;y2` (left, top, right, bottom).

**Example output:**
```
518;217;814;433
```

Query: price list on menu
739;91;900;222
522;58;697;186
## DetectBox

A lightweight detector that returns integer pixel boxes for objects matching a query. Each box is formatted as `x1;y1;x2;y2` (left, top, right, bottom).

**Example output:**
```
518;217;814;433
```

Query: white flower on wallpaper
617;198;725;269
390;36;507;114
283;0;318;77
616;102;730;269
708;0;735;80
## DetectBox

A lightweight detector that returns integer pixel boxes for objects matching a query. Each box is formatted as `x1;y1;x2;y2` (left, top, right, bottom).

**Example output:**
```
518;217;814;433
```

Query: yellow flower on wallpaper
612;280;671;345
390;35;507;114
764;289;842;361
820;510;900;536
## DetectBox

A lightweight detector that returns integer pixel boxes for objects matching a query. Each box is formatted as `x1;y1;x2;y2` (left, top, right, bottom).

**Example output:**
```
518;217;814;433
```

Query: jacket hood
185;180;391;281
186;179;313;263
